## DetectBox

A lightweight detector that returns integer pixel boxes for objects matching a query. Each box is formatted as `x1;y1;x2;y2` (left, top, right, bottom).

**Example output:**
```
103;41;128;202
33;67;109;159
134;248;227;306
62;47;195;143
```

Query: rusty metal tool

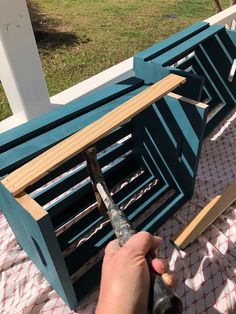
84;146;183;314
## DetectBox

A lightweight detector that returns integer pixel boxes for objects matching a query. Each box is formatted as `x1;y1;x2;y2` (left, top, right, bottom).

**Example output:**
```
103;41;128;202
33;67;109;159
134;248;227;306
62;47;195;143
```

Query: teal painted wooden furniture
0;75;208;309
134;22;236;135
227;29;236;45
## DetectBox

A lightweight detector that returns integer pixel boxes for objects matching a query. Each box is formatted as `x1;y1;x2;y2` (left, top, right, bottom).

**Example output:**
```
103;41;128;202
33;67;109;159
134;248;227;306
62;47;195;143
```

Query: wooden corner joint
16;193;47;221
0;179;47;221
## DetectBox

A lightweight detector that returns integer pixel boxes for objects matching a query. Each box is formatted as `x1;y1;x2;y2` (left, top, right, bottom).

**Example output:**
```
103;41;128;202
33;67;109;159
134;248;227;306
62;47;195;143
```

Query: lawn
0;0;230;121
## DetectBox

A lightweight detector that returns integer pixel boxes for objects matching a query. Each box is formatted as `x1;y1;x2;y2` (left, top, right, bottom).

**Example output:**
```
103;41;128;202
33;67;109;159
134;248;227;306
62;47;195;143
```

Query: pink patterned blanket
1;110;236;314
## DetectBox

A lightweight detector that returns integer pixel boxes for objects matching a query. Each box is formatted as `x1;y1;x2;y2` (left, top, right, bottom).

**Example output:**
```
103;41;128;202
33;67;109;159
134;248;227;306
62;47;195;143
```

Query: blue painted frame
0;75;208;308
134;22;236;135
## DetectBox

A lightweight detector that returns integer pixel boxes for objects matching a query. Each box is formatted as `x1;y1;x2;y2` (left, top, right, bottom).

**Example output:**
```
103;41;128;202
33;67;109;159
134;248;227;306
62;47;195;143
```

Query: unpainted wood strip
1;74;186;196
168;92;209;109
16;193;47;221
172;180;236;249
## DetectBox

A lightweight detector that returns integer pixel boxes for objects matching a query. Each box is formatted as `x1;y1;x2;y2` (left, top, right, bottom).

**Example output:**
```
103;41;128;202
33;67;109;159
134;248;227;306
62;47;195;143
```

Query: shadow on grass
27;0;90;50
34;30;90;50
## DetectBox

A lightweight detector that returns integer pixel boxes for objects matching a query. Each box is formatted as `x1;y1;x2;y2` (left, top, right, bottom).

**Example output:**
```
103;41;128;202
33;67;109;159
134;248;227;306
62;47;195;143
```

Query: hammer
84;147;183;314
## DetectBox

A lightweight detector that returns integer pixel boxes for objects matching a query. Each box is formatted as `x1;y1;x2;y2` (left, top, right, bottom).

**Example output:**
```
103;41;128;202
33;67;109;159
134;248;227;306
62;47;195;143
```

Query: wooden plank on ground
1;74;186;196
172;179;236;250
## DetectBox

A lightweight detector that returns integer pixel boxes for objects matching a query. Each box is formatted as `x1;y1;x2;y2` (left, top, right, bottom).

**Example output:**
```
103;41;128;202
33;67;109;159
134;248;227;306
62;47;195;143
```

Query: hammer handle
96;181;183;314
96;182;136;244
84;147;182;314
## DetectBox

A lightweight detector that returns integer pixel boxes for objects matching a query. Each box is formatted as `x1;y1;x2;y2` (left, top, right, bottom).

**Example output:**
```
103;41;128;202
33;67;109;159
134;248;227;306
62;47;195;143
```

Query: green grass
0;0;230;121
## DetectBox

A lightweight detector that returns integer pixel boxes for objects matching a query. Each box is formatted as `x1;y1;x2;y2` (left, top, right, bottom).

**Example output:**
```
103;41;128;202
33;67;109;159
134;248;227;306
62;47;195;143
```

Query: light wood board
172;179;236;250
1;74;186;196
16;192;47;220
168;92;208;109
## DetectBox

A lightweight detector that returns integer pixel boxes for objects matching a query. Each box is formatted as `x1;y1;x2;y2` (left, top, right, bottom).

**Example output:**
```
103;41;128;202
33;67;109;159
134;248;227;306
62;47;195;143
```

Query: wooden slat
154;25;225;66
0;77;143;154
134;22;209;61
168;92;208;109
172;180;236;250
0;86;144;177
34;140;132;207
1;74;186;196
26;123;132;194
16;193;47;221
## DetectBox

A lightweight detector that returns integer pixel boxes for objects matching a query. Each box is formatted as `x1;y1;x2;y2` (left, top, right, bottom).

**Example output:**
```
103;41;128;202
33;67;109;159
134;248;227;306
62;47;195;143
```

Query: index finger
104;239;121;256
124;231;162;255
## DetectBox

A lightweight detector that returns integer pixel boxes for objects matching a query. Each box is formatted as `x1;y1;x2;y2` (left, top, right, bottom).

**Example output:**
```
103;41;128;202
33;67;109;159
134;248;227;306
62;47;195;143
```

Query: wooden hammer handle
96;181;183;314
84;147;183;314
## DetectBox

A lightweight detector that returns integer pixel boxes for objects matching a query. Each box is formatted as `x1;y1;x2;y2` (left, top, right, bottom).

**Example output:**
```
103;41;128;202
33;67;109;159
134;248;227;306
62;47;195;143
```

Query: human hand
95;231;177;314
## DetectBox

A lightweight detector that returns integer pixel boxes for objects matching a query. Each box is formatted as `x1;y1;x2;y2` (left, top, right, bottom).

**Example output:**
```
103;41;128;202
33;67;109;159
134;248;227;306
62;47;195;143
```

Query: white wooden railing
0;2;236;133
0;0;52;132
206;5;236;29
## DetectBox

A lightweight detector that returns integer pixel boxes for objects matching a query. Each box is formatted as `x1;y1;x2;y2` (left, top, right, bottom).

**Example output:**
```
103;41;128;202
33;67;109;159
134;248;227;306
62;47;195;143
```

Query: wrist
96;289;148;314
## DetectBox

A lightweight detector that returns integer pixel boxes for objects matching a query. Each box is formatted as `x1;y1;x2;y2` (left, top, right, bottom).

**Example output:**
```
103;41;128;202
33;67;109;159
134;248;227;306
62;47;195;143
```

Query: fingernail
152;259;165;274
162;273;176;287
